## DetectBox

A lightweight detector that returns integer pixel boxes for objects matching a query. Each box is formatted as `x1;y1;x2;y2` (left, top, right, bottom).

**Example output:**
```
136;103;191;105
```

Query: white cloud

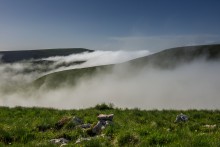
1;60;220;110
1;49;220;110
0;50;150;90
42;50;150;73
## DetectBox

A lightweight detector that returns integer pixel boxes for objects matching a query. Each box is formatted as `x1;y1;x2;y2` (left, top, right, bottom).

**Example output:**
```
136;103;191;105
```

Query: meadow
0;104;220;146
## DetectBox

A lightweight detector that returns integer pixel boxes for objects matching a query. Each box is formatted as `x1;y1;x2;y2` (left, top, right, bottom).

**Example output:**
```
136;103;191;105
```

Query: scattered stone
91;114;114;135
98;114;114;121
92;121;103;135
75;135;106;144
100;120;113;129
105;120;113;126
204;124;216;129
75;137;91;144
48;114;115;146
72;116;83;125
55;117;71;129
175;113;188;123
80;123;92;129
60;143;67;147
50;138;69;144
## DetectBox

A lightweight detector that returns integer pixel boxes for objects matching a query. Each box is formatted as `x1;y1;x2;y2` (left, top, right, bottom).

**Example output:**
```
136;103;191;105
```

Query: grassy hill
34;64;113;88
34;44;220;88
0;48;93;63
129;44;220;68
0;105;220;146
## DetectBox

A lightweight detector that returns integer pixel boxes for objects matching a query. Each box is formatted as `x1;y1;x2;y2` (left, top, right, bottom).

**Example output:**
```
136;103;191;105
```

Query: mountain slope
34;44;220;88
128;44;220;68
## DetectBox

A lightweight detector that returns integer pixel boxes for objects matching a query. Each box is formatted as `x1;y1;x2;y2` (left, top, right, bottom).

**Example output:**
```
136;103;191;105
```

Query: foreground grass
0;104;220;146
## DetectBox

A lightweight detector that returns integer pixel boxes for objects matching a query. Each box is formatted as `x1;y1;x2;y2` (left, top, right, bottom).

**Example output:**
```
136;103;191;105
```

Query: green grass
0;104;220;146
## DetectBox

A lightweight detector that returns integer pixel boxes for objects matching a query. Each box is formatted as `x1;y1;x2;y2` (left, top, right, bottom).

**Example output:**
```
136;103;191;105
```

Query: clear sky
1;0;220;52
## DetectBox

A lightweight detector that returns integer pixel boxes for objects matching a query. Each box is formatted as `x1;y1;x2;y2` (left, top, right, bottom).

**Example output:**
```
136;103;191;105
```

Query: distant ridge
128;44;220;68
0;48;93;63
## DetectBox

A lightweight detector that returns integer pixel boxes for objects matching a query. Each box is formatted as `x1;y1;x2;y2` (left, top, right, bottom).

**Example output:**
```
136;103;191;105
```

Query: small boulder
92;121;103;135
75;137;91;144
50;138;69;144
204;124;216;129
72;116;83;125
175;113;188;123
80;123;92;129
105;120;113;126
98;114;114;121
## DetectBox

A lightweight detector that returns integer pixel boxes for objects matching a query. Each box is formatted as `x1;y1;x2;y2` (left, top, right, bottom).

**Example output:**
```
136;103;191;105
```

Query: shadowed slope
0;48;93;63
129;44;220;68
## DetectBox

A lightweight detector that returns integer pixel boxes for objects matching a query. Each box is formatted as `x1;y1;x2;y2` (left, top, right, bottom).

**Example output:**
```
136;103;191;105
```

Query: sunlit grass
0;105;220;146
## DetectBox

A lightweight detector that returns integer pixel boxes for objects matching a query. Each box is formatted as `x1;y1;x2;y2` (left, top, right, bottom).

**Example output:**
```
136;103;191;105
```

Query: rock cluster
92;114;114;135
50;114;114;145
50;138;69;146
72;116;83;125
71;116;91;129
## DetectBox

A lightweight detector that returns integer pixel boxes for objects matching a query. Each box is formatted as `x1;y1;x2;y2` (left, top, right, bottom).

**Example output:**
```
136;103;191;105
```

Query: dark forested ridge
0;48;93;63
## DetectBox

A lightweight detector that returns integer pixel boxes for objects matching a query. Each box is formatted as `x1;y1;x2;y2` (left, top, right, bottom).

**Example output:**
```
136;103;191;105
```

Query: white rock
50;138;69;144
175;113;188;122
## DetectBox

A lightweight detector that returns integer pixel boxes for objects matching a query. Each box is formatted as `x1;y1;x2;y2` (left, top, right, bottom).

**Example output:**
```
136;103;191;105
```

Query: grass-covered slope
129;44;220;68
0;106;220;146
0;48;93;63
34;65;113;88
34;44;220;88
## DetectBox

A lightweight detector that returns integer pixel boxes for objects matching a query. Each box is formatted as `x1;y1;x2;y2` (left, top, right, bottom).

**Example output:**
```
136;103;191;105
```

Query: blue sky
0;0;220;51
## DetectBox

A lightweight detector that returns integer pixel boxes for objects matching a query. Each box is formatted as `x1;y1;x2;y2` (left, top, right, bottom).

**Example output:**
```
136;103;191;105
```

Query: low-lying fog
0;50;220;110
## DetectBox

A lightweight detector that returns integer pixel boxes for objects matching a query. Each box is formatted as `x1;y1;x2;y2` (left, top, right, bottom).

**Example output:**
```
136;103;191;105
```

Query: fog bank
0;51;220;110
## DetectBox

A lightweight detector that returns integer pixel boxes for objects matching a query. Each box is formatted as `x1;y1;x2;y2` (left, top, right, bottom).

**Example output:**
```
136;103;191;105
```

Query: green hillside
34;44;220;88
34;65;113;88
0;105;220;146
129;44;220;68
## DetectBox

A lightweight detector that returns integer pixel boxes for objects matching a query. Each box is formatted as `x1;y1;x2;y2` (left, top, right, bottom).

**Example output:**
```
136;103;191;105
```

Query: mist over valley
0;45;220;110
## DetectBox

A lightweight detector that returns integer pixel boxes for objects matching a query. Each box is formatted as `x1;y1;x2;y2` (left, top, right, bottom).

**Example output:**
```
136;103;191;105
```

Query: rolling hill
129;44;220;68
34;44;220;88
